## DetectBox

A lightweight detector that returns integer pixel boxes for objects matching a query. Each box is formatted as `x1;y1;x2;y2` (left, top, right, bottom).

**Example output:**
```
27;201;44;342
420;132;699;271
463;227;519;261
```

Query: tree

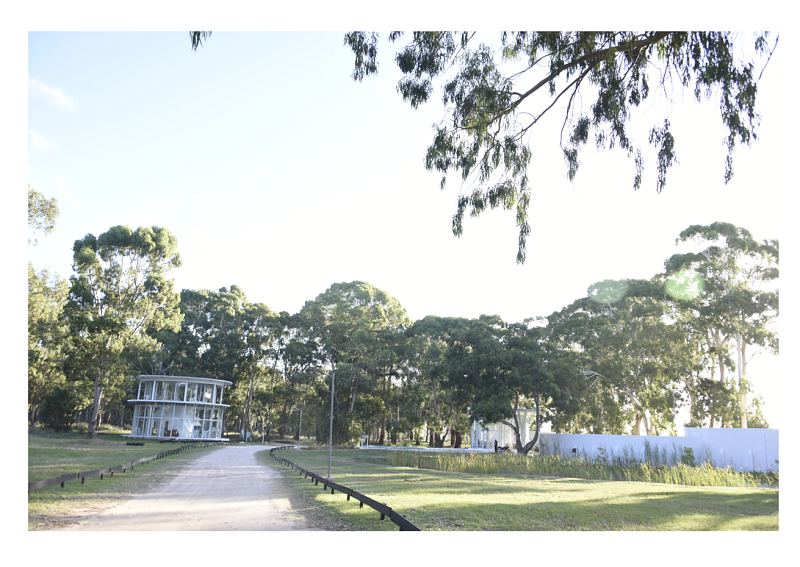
417;314;580;455
550;278;687;435
298;281;411;445
40;387;78;433
28;264;69;425
189;31;777;262
343;31;777;263
65;225;183;439
28;184;67;424
665;222;779;428
28;184;59;245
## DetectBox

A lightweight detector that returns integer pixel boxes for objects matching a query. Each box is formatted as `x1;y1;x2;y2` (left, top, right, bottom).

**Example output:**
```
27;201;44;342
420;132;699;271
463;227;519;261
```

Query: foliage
299;281;412;445
268;449;778;531
666;222;779;427
28;184;59;245
28;264;70;423
384;449;777;488
65;225;183;438
548;278;685;435
343;32;777;263
39;387;78;432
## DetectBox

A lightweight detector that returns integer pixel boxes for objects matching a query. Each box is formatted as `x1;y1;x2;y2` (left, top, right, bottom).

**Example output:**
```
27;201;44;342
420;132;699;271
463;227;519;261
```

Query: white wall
539;428;779;472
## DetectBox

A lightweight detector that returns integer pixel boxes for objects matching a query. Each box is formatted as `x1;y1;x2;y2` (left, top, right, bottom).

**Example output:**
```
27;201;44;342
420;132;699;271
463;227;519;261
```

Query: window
142;381;154;400
176;382;186;402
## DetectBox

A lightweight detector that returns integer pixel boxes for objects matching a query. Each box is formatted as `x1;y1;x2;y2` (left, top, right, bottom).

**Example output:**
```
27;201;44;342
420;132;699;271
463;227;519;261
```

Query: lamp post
328;370;335;480
291;406;303;448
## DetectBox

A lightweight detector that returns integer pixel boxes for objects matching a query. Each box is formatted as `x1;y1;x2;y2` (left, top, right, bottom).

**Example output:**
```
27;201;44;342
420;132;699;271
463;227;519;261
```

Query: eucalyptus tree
28;264;69;425
342;32;777;262
406;316;472;447
28;184;68;424
415;314;580;454
189;32;776;263
298;281;411;444
665;222;779;427
551;278;686;435
28;184;59;245
65;226;183;439
238;301;279;440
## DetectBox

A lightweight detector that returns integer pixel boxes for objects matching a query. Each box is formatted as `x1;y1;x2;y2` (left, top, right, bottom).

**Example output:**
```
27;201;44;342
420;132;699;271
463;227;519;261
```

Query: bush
681;447;697;467
39;388;76;433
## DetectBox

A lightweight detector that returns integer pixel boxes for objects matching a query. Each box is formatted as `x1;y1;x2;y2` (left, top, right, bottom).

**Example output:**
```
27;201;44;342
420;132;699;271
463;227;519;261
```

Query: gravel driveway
60;445;313;531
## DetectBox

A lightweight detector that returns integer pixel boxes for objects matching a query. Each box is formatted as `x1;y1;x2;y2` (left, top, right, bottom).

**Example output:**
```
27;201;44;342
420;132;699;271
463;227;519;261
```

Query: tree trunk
378;414;386;445
86;373;104;440
454;430;462;448
737;333;748;428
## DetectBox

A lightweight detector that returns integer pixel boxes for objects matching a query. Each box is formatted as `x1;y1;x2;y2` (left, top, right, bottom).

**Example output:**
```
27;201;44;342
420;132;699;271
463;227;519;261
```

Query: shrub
39;387;76;433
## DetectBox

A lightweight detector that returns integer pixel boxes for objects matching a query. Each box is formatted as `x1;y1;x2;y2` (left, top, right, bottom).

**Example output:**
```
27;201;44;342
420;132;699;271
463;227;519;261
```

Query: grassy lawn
262;448;779;531
28;428;222;530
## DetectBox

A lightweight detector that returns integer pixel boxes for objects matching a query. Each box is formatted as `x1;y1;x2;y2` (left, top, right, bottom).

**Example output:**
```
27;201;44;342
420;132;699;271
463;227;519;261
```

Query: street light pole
328;370;335;479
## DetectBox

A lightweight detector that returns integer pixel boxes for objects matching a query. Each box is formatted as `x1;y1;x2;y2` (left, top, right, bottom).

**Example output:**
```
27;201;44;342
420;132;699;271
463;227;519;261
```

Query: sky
7;2;795;557
22;30;785;431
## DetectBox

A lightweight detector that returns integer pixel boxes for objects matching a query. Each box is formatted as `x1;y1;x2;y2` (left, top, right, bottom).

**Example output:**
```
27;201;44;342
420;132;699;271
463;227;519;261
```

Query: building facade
128;375;232;440
470;408;537;451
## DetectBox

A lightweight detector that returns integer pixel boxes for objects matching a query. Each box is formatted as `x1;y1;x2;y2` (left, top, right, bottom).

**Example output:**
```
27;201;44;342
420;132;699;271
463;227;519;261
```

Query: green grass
383;450;778;488
28;428;216;481
28;428;222;530
262;448;779;531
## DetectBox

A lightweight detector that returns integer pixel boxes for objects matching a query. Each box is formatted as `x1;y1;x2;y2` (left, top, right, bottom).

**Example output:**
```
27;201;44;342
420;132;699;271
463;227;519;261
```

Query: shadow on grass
273;450;779;531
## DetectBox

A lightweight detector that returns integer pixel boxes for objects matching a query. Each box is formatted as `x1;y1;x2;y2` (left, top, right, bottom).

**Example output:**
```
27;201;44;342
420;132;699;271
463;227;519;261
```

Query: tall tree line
29;194;778;442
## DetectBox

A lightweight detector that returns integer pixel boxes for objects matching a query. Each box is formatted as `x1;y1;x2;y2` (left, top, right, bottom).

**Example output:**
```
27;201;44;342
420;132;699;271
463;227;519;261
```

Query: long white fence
539;428;779;473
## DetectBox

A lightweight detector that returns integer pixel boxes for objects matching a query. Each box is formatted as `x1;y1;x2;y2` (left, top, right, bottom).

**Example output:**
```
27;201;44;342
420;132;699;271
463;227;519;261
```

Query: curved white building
128;375;232;440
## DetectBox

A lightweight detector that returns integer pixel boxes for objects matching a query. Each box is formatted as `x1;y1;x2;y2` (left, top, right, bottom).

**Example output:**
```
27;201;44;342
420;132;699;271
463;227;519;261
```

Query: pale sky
22;29;785;430
6;2;796;558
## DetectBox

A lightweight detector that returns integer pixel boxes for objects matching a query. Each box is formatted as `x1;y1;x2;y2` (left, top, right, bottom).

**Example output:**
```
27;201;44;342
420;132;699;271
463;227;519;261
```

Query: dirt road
61;445;313;531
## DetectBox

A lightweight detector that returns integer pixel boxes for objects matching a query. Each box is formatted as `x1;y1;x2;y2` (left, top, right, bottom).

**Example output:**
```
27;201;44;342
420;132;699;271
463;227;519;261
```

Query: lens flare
587;280;630;304
665;270;705;300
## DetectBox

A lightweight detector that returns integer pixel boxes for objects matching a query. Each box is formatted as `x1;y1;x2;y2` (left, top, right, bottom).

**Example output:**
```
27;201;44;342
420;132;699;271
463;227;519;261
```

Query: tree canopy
28;184;59;246
65;225;183;438
343;32;776;263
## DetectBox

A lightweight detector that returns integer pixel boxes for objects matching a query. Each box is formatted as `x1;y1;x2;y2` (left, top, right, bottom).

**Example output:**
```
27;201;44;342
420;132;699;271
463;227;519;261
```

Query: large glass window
181;414;193;438
187;383;198;402
155;381;166;400
176;382;186;401
201;384;213;403
142;381;154;400
165;382;175;401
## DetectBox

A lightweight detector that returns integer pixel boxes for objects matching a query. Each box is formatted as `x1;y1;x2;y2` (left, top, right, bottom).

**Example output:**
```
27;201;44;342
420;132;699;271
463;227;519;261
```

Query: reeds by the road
383;450;778;488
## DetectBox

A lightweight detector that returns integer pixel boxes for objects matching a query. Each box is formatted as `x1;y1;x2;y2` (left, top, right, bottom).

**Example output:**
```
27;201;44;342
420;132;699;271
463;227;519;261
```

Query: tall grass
383;450;778;488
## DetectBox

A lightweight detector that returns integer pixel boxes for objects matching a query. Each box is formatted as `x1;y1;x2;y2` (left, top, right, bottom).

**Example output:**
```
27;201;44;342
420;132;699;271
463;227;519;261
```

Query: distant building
127;375;232;440
470;408;538;451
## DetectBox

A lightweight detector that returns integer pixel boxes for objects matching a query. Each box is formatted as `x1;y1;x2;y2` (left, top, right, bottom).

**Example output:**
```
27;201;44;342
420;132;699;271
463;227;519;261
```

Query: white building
470;408;538;451
128;375;232;440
